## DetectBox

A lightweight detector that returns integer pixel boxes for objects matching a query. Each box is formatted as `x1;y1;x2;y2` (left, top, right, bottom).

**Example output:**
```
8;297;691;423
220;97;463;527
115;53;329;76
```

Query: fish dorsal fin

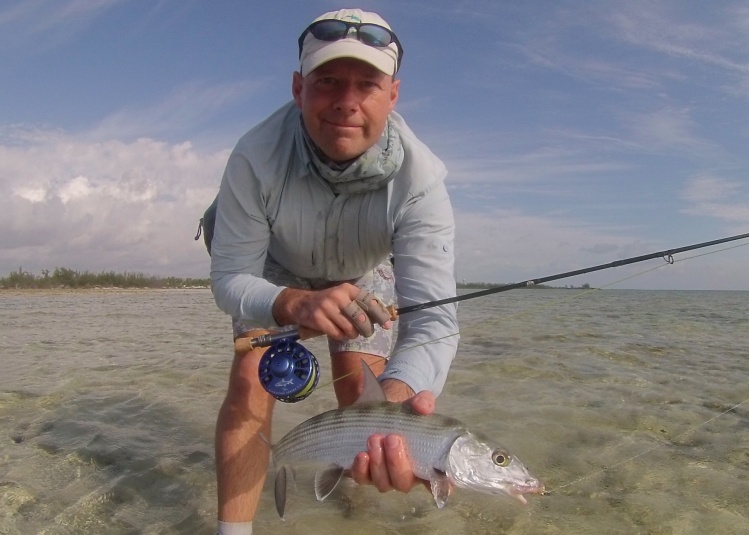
355;359;387;404
314;464;345;501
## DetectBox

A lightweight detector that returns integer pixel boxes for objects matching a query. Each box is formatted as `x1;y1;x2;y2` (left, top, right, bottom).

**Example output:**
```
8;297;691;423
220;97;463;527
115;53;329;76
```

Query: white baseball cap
298;9;402;76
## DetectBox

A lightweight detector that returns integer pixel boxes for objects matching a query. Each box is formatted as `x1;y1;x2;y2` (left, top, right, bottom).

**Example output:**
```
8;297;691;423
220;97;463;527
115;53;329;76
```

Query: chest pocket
329;190;391;278
269;182;392;281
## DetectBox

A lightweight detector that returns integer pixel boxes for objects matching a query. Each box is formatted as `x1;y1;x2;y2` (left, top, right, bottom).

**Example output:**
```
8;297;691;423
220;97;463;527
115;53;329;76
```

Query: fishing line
389;237;749;358
317;236;749;384
318;236;749;493
252;233;748;403
437;241;749;494
395;231;749;316
550;396;749;493
244;232;749;358
254;234;748;508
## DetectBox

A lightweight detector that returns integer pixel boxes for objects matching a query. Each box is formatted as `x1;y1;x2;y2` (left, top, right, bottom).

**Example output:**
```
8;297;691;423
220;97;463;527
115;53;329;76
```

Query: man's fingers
366;435;393;492
351;430;434;495
350;451;371;485
406;391;436;416
355;288;392;326
383;435;416;492
341;300;374;337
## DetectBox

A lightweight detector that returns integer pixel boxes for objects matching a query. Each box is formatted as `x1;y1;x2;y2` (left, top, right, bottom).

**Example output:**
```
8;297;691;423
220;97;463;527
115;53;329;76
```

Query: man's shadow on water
6;389;216;534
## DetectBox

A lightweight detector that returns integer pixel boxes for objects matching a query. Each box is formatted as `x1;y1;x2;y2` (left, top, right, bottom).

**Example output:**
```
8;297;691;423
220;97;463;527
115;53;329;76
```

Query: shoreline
0;286;211;296
2;287;745;296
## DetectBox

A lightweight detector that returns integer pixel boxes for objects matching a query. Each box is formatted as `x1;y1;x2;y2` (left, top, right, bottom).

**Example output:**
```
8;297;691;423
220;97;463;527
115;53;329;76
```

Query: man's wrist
380;378;415;402
271;287;299;326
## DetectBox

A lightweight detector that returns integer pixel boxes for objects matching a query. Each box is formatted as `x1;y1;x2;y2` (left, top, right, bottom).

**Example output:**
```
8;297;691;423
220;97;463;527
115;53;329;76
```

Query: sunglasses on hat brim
298;19;404;71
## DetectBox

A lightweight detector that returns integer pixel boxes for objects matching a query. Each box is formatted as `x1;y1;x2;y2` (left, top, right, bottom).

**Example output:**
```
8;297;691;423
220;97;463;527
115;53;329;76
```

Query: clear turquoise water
1;288;747;534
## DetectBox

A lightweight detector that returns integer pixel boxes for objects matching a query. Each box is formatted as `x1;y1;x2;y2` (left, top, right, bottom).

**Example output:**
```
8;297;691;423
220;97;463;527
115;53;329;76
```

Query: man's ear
389;78;400;112
292;71;304;109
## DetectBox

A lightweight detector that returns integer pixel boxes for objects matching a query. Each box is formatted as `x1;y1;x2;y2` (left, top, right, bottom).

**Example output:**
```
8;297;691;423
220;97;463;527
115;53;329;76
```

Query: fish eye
492;449;511;467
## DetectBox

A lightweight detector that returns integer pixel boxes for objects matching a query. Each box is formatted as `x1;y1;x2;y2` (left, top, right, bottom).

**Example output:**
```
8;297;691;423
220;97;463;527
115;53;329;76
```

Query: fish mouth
509;481;546;505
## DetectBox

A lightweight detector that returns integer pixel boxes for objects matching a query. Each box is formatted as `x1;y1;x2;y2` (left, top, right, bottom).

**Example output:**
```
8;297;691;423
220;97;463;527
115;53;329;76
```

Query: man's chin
318;141;369;164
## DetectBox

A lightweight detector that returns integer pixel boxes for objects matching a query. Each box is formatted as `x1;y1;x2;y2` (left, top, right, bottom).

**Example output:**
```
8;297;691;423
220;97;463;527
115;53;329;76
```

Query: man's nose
332;82;359;111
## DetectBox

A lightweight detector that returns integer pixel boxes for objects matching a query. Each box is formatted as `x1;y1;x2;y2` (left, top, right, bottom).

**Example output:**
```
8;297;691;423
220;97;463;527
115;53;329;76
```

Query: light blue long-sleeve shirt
210;102;458;395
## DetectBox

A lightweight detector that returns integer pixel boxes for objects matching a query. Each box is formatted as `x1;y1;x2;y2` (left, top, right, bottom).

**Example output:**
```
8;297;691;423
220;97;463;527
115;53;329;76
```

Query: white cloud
623;107;716;154
453;206;749;290
453;208;640;283
607;3;749;74
57;175;93;203
0;0;124;51
87;80;272;142
681;175;742;202
13;186;47;203
680;175;749;224
0;126;228;277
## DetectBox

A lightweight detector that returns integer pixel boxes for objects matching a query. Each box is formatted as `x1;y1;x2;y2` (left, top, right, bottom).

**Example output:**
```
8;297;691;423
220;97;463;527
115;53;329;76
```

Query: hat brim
301;38;397;76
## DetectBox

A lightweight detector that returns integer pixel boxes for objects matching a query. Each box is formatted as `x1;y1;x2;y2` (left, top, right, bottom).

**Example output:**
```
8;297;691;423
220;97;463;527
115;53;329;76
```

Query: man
209;8;458;535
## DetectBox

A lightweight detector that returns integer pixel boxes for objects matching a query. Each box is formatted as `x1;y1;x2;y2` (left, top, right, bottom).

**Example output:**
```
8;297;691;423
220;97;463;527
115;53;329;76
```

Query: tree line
1;267;589;291
0;267;210;289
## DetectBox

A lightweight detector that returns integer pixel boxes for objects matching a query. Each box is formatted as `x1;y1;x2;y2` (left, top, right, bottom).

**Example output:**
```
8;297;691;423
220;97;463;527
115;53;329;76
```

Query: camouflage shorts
232;256;396;359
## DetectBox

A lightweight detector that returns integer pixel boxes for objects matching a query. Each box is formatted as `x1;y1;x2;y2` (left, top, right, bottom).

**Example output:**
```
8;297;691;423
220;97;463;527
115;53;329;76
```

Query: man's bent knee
223;331;275;415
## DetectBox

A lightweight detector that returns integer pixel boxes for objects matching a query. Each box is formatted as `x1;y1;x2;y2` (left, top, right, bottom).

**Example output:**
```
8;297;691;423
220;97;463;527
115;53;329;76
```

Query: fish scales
271;362;544;518
274;402;466;476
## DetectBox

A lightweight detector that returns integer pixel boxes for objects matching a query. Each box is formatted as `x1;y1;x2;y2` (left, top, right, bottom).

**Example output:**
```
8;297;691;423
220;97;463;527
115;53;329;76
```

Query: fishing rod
246;231;749;403
398;230;749;314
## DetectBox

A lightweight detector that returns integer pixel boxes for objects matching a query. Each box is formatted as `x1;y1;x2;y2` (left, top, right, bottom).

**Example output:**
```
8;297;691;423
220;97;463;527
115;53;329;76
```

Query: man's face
292;58;400;163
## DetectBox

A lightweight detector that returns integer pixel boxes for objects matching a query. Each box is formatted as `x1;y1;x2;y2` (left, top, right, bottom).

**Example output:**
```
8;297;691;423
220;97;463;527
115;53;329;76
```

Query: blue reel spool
258;337;320;403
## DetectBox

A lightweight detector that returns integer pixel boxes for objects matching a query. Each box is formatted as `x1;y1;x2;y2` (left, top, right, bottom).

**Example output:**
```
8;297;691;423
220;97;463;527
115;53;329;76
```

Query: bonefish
272;362;544;517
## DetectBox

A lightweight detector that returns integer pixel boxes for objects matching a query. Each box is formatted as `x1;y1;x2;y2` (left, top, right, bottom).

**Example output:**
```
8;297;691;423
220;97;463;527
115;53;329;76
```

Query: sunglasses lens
310;20;349;41
358;24;394;47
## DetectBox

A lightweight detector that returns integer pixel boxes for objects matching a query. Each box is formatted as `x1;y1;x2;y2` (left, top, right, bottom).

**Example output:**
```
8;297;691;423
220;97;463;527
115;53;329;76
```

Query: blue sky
1;0;748;290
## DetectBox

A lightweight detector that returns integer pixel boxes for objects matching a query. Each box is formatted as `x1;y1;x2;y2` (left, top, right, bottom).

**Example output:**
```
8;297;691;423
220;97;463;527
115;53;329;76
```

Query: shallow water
1;288;747;534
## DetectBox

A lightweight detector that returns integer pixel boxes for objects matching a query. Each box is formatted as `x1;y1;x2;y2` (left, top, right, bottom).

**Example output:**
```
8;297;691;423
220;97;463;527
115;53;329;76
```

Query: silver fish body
272;400;543;517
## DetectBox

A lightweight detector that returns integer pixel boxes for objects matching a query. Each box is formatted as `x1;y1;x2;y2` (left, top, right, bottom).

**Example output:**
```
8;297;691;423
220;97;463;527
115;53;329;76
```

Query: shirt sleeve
377;180;459;396
210;151;284;328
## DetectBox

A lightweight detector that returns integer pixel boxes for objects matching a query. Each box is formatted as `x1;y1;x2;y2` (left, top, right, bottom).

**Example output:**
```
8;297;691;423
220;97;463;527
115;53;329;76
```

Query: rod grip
295;326;323;340
233;326;322;353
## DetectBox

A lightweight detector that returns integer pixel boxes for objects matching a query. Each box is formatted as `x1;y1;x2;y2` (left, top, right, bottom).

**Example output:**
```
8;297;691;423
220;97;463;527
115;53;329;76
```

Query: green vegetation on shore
2;268;590;291
0;267;210;290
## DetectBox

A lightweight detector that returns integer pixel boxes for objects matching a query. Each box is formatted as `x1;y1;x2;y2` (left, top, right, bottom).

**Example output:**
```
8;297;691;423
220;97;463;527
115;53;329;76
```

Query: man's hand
272;284;392;341
350;381;435;493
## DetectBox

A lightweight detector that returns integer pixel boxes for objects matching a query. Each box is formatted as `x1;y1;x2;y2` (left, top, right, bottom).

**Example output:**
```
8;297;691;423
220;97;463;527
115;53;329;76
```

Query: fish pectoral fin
429;470;451;509
314;464;346;502
275;465;292;519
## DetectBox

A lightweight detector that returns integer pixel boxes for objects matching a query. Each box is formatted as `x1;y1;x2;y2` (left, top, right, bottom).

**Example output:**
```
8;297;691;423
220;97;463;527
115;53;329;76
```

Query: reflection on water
0;289;747;534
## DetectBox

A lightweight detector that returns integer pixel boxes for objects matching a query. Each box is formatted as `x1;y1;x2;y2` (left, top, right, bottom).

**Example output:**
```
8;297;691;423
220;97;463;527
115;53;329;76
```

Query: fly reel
258;337;320;403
